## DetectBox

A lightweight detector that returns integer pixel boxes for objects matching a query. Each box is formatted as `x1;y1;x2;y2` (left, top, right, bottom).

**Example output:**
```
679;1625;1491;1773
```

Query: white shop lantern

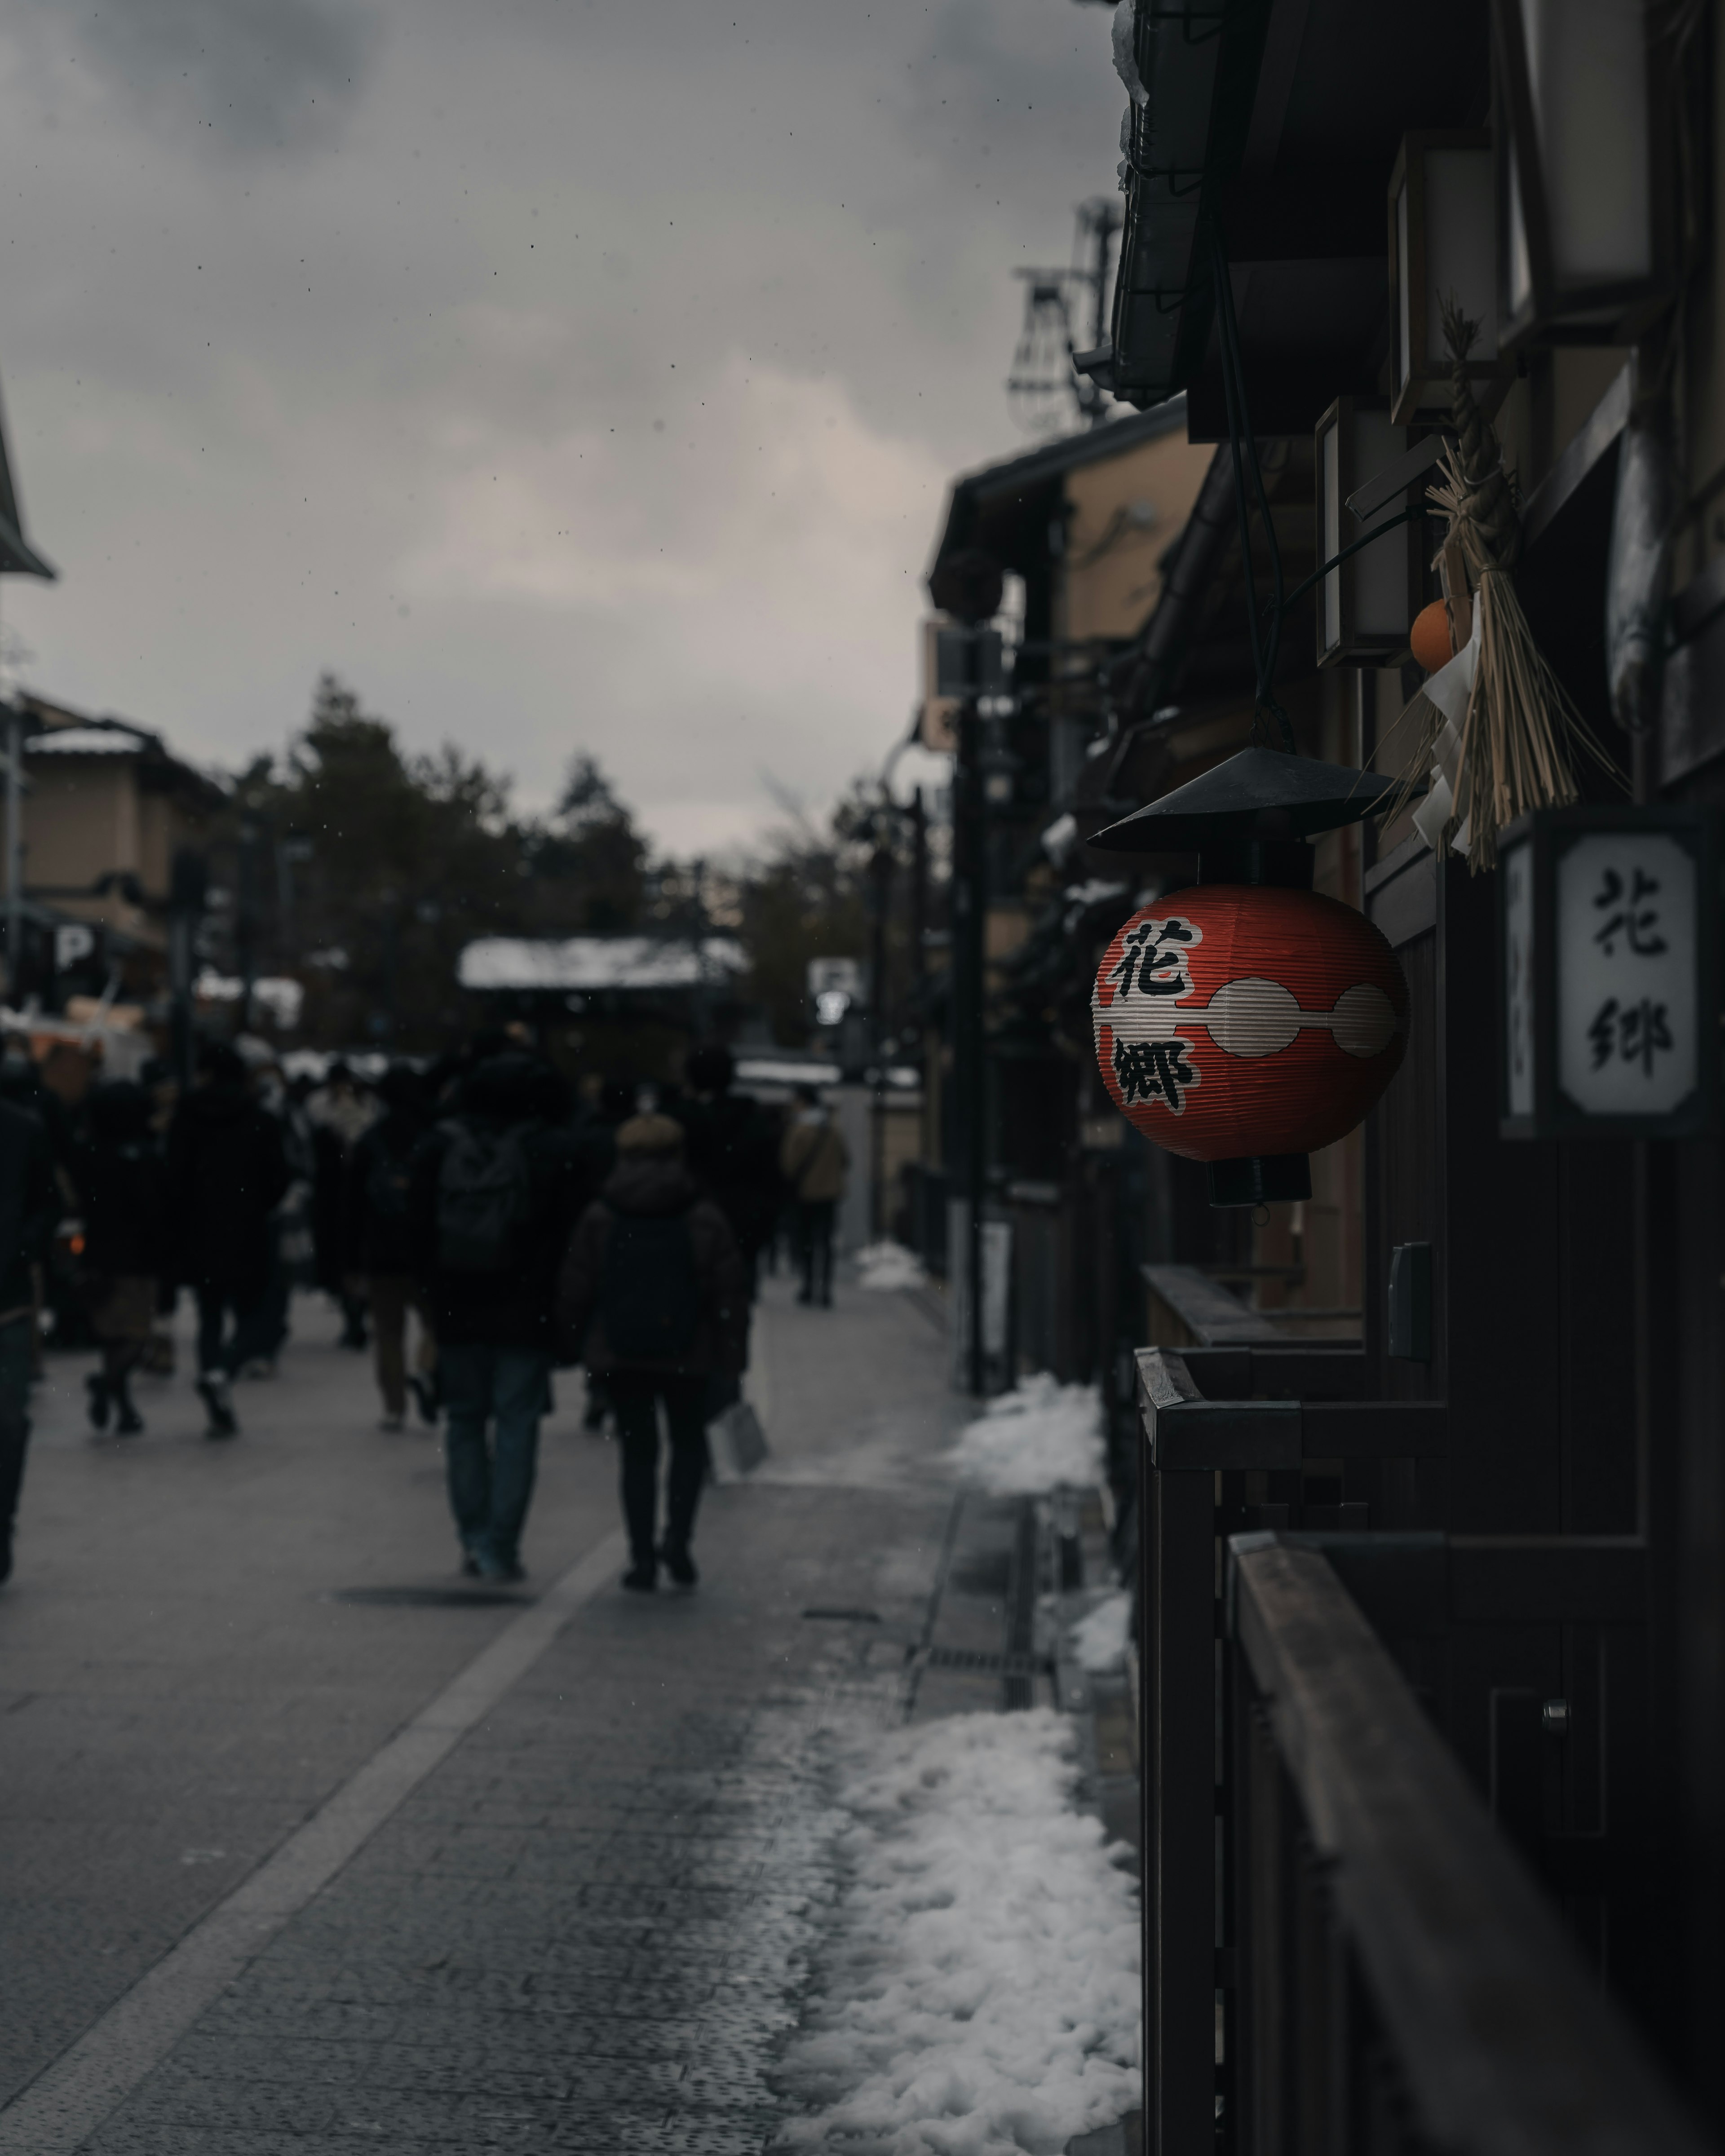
1313;398;1415;668
1388;131;1507;424
1492;0;1674;347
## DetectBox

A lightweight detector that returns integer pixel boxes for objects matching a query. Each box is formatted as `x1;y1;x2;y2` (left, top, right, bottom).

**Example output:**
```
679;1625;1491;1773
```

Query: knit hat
615;1112;685;1156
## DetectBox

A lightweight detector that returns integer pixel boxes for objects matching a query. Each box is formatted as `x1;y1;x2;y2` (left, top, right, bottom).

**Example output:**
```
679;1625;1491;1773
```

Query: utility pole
4;704;21;1007
951;672;987;1397
930;548;1002;1398
868;821;893;1240
1006;197;1122;433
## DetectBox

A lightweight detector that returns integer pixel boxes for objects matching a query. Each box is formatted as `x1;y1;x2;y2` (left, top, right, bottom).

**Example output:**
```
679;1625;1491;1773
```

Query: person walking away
412;1054;583;1581
677;1043;784;1299
779;1085;848;1308
347;1064;436;1431
305;1061;377;1348
572;1074;637;1432
165;1042;291;1438
242;1042;314;1377
77;1082;168;1436
557;1113;745;1592
0;1096;60;1582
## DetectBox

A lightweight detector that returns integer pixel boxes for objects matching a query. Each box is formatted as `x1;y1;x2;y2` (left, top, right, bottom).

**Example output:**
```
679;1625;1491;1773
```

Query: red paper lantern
1092;885;1408;1164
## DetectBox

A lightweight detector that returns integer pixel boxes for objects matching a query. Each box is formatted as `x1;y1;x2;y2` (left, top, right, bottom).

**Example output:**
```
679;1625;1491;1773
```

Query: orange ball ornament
1410;598;1453;673
1092;886;1408;1166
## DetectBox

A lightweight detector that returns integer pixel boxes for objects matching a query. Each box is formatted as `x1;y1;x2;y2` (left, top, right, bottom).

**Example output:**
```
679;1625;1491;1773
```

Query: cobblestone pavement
1;1272;978;2152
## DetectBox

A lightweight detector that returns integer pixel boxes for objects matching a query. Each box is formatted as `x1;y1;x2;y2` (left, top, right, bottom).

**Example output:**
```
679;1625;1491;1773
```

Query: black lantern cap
1091;747;1397;854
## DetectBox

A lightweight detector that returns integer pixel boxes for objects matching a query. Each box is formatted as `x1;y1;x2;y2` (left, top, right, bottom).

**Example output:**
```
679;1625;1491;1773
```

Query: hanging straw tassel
1389;300;1621;871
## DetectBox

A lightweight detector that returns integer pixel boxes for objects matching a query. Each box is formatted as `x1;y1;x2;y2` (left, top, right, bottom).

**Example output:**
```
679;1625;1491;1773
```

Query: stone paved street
0;1270;997;2152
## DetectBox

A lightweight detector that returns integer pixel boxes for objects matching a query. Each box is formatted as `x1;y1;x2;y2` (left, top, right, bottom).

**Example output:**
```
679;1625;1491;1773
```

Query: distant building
11;693;224;1005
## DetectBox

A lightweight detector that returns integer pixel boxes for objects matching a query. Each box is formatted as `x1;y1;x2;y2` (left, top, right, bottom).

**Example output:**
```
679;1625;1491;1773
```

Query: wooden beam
1231;1542;1707;2156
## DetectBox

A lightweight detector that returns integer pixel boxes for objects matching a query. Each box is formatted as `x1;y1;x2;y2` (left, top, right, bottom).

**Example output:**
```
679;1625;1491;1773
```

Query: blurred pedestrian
411;1053;584;1581
572;1075;637;1433
240;1039;314;1377
676;1043;783;1297
779;1084;848;1308
165;1042;291;1438
347;1063;437;1432
557;1112;747;1593
0;1095;60;1582
76;1082;168;1436
305;1060;377;1348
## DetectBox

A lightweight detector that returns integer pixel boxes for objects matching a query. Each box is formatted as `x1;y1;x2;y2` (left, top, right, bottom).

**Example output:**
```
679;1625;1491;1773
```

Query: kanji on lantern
1092;885;1408;1165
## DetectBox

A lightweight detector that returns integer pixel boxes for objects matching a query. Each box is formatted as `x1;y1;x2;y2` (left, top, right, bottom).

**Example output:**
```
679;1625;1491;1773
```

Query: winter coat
164;1082;292;1299
556;1156;748;1378
306;1085;376;1291
675;1091;784;1257
780;1111;848;1204
0;1099;60;1318
345;1109;429;1277
408;1056;588;1351
77;1085;168;1279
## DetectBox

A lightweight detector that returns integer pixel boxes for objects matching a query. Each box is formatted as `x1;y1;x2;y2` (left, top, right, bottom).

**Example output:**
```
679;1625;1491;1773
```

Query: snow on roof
458;934;748;993
734;1057;842;1088
26;728;145;756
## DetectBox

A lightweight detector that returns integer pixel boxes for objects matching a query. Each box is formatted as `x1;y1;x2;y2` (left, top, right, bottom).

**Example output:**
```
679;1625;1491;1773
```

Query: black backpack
599;1211;700;1363
436;1122;533;1275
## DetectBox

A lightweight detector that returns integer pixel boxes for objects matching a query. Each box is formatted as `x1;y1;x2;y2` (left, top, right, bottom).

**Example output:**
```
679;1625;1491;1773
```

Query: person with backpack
345;1063;436;1432
556;1113;747;1593
778;1084;848;1308
411;1052;584;1582
75;1081;168;1436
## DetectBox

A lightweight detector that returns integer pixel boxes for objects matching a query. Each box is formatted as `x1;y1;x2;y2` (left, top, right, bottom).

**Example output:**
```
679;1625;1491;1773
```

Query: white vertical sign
1556;833;1697;1117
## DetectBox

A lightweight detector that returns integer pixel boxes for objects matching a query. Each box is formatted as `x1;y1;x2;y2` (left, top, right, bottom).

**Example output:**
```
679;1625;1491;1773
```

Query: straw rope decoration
1384;297;1620;870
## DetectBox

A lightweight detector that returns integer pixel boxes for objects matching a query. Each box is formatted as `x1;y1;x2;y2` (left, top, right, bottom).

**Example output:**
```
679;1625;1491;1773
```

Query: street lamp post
4;705;21;1006
868;826;893;1241
952;686;987;1397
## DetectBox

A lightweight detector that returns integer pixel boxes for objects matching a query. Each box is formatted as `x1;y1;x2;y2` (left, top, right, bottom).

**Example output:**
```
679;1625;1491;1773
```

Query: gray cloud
36;0;375;155
0;0;1124;853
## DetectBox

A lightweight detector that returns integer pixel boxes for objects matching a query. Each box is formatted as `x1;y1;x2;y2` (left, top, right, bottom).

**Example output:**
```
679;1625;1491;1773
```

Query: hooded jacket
556;1153;747;1378
164;1081;292;1298
77;1084;168;1279
408;1054;588;1349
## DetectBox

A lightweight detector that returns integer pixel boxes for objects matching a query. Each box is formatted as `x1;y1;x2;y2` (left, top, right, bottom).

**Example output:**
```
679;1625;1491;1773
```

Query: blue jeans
440;1344;551;1567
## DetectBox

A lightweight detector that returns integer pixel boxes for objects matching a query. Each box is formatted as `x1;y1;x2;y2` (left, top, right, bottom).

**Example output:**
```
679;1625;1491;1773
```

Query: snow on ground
774;1709;1141;2156
856;1241;929;1292
945;1377;1104;1496
1070;1590;1133;1675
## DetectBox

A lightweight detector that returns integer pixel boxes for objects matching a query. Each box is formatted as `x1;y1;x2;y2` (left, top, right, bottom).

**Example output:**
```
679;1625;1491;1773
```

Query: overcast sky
0;0;1126;856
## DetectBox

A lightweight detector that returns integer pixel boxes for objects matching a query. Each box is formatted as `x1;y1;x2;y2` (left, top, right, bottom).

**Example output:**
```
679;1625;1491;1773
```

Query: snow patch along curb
945;1378;1104;1497
773;1709;1141;2156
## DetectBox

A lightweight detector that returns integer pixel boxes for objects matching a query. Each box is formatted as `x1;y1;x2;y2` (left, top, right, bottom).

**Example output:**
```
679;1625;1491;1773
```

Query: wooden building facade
917;1;1725;2148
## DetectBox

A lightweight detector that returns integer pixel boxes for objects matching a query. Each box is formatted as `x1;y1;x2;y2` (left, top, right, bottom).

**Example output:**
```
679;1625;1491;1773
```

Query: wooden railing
1136;1345;1699;2155
1225;1539;1707;2154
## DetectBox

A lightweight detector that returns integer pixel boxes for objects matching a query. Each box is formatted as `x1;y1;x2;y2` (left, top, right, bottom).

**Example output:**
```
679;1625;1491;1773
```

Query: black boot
622;1551;658;1592
659;1543;698;1587
113;1377;143;1437
85;1372;111;1432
